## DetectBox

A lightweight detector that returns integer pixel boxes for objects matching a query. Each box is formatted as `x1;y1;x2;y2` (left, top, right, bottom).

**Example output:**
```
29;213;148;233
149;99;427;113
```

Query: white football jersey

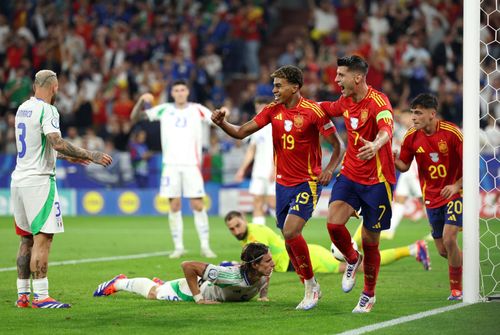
249;124;274;179
146;102;212;166
11;97;61;187
200;264;268;302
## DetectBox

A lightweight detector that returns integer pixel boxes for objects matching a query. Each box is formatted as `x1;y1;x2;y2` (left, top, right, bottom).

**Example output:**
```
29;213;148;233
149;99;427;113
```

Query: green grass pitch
0;215;498;334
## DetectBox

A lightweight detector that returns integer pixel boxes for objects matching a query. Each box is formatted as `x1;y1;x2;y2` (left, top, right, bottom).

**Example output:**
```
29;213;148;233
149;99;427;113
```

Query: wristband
193;294;203;302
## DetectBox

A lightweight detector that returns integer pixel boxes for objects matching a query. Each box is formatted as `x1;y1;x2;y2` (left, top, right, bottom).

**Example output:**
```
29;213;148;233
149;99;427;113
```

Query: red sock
327;223;358;263
285;243;304;282
285;235;314;280
449;266;462;291
362;241;380;297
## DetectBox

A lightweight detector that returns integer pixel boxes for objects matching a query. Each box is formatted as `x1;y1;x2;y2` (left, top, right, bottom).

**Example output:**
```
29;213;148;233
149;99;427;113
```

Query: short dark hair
271;65;303;88
410;93;438;110
337;55;369;75
224;210;244;223
172;80;189;88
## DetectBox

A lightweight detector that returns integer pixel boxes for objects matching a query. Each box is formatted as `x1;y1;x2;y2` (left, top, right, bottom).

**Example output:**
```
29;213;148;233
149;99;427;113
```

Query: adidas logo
372;222;381;229
291;204;300;211
416;146;425;153
274;113;283;120
448;214;457;222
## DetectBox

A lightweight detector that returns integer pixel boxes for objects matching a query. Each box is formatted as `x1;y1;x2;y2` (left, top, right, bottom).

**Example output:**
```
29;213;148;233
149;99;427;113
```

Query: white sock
409;243;417;257
169;211;184;251
115;278;156;298
33;278;49;300
388;202;405;234
253;216;266;225
17;278;30;295
193;209;210;250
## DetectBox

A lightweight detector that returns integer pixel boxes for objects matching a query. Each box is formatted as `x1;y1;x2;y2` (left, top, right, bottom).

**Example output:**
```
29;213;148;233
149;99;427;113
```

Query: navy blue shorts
275;181;322;230
426;197;463;239
330;174;394;232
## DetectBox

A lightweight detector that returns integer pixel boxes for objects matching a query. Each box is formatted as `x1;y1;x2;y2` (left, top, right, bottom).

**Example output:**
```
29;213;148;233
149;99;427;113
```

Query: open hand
211;109;226;126
357;137;379;160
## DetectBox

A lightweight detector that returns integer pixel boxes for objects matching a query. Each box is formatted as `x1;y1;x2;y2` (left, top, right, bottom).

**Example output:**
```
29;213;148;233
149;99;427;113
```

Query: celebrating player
212;65;344;310
395;93;463;301
12;70;112;308
234;97;276;225
224;210;430;274
93;242;273;303
319;55;396;313
130;81;217;259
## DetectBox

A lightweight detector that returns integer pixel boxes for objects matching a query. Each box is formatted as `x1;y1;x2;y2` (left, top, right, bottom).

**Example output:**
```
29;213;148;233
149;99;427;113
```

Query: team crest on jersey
350;117;359;129
438;139;448;154
360;109;368;123
284;120;293;132
343;110;349;118
430;152;439;163
293;114;304;128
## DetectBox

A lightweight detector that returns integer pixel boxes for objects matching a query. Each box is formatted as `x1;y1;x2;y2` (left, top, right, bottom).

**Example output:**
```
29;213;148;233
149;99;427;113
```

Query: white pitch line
0;251;171;273
336;302;472;335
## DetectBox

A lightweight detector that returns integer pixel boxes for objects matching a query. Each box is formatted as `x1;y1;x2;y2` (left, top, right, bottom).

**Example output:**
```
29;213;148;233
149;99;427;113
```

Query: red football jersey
253;97;337;186
320;86;396;185
399;120;463;208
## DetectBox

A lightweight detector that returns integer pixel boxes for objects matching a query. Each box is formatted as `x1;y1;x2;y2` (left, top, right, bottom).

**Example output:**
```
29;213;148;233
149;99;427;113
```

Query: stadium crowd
0;0;496;186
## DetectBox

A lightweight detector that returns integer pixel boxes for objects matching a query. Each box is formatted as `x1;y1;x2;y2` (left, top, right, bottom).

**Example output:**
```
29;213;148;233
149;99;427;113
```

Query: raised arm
130;93;154;125
46;133;112;166
318;131;345;186
181;261;220;304
211;109;260;140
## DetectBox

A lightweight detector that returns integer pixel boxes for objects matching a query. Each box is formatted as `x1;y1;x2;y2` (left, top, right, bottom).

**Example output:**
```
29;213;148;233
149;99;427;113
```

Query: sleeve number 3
17;123;27;158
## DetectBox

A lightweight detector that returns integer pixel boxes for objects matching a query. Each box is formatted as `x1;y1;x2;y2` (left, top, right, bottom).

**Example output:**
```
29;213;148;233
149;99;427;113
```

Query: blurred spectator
65;126;83;148
4;67;31;110
129;129;152;188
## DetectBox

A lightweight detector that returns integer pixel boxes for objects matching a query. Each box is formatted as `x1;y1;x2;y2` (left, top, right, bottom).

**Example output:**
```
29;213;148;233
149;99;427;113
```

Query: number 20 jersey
11;97;61;187
399;120;463;208
253;97;337;187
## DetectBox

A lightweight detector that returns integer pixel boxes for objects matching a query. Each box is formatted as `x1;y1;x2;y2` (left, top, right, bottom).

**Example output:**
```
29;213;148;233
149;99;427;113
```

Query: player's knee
438;249;448;259
442;237;457;253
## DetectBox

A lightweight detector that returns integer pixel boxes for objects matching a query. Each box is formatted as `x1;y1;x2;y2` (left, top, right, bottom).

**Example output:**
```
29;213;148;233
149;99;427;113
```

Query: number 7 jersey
398;120;463;208
11;97;61;187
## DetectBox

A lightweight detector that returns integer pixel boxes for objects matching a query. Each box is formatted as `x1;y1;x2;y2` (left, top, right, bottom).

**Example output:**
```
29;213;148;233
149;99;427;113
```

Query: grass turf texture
0;215;498;334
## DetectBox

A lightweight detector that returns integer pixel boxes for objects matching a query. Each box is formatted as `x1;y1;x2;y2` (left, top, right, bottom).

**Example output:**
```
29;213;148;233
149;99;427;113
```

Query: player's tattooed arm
130;93;153;124
258;276;270;302
47;133;112;167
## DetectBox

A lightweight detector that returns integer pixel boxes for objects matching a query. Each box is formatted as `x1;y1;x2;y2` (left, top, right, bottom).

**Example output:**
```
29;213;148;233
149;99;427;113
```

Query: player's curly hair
240;242;269;274
271;65;303;88
410;93;438;110
337;55;369;75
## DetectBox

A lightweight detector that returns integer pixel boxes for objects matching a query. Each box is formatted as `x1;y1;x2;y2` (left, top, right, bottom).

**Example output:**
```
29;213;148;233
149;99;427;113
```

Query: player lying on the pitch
93;242;273;303
224;211;431;277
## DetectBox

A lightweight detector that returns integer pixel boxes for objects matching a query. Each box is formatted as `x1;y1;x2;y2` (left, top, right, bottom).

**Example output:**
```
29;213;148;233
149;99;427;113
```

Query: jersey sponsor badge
438;139;448;154
350;117;359;129
51;117;60;129
284;120;293;132
293;114;304;128
430;152;439;163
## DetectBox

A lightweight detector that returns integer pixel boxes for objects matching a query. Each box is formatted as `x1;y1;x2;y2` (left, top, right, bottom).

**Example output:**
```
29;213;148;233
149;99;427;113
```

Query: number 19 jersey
253;97;336;187
11;97;61;187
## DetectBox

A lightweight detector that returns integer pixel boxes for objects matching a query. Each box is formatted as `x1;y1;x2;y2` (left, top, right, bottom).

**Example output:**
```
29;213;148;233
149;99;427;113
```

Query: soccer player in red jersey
319;55;396;313
395;93;463;301
212;65;344;310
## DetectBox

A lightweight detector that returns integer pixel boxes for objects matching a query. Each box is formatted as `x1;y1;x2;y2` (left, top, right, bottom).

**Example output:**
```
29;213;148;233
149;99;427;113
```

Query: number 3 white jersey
146;103;212;166
11;97;61;187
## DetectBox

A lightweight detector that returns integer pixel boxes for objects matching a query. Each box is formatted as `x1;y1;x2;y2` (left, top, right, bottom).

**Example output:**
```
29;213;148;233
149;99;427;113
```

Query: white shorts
160;165;206;198
395;162;422;198
249;177;275;196
156;278;194;301
11;180;64;235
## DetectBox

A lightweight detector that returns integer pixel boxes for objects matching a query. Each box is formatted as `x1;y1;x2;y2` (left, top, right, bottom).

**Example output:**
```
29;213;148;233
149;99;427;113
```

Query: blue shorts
330;174;394;232
275;181;322;230
426;197;463;239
